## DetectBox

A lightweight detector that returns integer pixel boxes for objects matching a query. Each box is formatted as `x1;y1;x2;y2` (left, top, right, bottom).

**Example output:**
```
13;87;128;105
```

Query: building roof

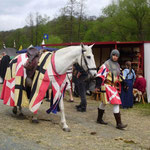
0;48;17;57
16;46;58;54
42;41;149;47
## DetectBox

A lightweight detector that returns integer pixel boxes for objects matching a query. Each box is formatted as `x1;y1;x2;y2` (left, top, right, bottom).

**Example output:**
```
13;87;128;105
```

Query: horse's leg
59;97;70;132
12;106;17;115
18;106;26;119
12;106;24;117
32;113;39;123
18;106;24;116
68;88;74;101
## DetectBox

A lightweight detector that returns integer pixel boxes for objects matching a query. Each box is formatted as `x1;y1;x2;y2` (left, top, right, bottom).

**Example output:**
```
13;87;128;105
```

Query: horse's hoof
63;128;71;132
12;107;17;115
19;113;24;116
18;113;26;120
32;119;39;124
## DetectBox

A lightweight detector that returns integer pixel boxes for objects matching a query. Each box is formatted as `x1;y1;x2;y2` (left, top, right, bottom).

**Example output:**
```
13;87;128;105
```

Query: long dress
121;69;136;108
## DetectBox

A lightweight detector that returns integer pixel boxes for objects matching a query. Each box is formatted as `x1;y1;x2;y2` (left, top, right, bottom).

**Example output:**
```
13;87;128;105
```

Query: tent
0;48;17;59
144;43;150;103
17;46;58;54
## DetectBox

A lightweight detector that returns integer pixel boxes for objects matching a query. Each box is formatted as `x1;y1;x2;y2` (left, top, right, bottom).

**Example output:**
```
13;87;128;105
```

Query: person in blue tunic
121;61;136;108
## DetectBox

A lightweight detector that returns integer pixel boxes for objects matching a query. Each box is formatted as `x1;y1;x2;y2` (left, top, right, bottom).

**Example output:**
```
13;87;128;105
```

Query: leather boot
114;112;127;130
77;107;86;112
97;108;107;125
75;104;81;109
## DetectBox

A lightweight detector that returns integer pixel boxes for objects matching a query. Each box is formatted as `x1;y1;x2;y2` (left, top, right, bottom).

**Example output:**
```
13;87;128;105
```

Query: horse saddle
24;47;40;87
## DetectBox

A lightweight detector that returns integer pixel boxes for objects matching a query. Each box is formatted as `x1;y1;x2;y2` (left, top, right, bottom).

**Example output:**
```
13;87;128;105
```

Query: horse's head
78;43;97;78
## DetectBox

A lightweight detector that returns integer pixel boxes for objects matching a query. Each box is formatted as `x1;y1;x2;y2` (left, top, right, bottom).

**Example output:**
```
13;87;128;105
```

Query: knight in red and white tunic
95;49;127;130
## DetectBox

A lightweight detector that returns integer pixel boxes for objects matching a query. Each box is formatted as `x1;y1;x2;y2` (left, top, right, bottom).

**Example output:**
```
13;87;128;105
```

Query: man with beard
95;49;127;130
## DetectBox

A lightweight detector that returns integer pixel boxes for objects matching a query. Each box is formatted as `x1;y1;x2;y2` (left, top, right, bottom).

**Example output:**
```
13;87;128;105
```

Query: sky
0;0;112;31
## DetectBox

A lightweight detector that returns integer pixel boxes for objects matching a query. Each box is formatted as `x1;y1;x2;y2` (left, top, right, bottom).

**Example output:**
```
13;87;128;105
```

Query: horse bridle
80;49;97;75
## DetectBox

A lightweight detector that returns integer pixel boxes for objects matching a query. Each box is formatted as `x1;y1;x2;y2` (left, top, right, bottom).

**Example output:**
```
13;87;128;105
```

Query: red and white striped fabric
96;64;109;82
16;53;27;77
1;53;28;106
2;79;15;106
29;70;51;113
105;85;121;104
28;52;67;113
1;52;67;114
97;64;122;105
51;53;67;108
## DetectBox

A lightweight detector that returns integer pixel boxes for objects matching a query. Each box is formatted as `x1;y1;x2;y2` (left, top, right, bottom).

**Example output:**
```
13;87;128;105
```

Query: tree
26;13;34;45
101;0;150;41
59;0;78;42
45;35;63;44
120;0;150;40
25;12;50;46
76;0;86;41
35;12;50;46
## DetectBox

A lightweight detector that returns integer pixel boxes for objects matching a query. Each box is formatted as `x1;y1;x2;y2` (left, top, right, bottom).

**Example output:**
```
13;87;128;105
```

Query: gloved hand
95;77;102;91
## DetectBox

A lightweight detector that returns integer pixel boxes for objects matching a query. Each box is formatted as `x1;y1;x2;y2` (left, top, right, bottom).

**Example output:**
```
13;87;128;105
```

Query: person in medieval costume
95;49;127;130
0;56;3;83
0;52;10;82
121;61;136;108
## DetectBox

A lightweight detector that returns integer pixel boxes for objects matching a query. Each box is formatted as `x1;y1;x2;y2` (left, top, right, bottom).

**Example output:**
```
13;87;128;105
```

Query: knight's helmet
110;49;120;60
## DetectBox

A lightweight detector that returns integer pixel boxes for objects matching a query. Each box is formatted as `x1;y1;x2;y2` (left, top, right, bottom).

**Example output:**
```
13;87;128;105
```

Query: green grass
133;102;150;115
134;102;150;109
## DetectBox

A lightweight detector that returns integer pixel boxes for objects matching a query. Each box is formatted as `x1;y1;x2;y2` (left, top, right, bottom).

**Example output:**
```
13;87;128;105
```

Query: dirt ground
0;86;150;150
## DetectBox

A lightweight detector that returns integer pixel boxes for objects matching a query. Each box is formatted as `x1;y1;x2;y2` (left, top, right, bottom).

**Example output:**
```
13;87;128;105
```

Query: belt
105;80;117;87
104;80;121;93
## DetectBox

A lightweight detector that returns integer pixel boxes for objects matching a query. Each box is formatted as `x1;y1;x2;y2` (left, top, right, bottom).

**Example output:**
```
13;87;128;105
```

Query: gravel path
0;88;150;150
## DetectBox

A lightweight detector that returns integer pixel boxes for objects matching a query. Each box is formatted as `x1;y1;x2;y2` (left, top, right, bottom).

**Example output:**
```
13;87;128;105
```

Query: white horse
47;43;97;131
4;43;97;132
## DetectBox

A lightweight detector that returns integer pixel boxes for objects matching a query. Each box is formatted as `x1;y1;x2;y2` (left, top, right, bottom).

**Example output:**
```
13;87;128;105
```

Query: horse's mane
57;45;90;55
59;45;81;51
55;46;82;56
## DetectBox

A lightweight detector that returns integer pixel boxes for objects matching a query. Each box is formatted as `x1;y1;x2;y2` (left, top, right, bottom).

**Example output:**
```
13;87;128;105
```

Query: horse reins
81;49;97;75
